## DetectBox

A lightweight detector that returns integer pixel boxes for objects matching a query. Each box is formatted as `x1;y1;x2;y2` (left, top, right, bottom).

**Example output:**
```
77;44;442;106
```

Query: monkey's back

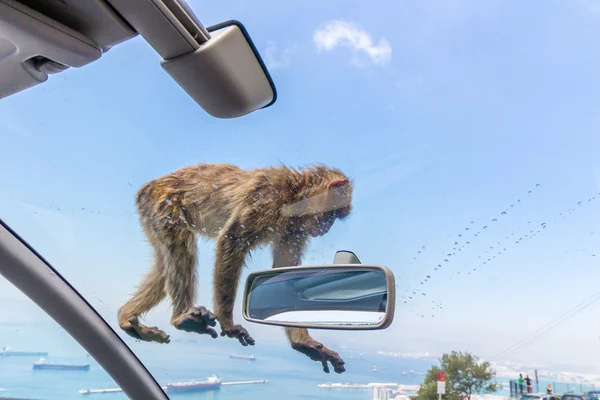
135;162;350;239
135;164;250;237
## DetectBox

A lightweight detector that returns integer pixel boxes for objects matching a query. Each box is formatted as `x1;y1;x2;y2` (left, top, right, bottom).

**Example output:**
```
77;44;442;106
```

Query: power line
491;290;600;363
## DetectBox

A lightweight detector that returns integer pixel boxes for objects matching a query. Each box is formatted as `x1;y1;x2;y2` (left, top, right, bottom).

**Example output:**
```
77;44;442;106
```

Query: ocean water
4;323;588;400
0;323;434;400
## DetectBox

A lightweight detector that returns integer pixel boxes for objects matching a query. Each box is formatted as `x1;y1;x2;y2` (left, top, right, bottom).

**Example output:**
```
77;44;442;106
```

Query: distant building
373;386;394;400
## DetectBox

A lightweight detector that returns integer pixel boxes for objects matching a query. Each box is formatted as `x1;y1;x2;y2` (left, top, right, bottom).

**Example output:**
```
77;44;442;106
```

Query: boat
80;387;124;395
79;378;266;395
372;365;387;372
32;358;90;371
349;354;364;360
1;347;48;357
229;354;256;361
165;375;222;393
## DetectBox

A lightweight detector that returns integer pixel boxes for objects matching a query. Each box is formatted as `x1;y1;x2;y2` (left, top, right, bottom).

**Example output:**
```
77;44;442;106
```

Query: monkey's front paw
291;339;345;374
172;306;218;339
220;324;255;346
121;317;171;344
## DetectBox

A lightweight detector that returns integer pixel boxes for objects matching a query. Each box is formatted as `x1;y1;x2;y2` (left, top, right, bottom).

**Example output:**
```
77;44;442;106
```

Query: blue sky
2;0;600;374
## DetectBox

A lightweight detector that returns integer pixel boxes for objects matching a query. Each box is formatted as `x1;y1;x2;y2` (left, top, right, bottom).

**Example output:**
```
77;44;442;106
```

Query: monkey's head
305;177;353;237
281;170;353;237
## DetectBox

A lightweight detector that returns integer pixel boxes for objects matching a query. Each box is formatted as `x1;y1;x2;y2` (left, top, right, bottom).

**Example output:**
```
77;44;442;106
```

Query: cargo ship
165;375;222;393
1;347;48;357
79;377;267;395
229;354;256;361
32;358;90;371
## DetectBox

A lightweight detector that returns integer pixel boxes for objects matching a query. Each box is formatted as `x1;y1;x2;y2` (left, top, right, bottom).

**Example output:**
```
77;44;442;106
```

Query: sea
1;323;591;400
0;322;435;400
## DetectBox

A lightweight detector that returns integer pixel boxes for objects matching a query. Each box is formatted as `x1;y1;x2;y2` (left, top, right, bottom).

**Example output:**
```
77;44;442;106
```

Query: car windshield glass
2;0;600;399
0;276;122;398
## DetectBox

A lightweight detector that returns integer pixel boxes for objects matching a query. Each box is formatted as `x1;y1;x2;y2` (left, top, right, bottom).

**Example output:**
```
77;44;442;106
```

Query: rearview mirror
242;265;395;330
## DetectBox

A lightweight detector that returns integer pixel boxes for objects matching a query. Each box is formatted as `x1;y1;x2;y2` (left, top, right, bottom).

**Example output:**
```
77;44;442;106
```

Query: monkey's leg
165;228;218;338
213;222;256;346
118;257;171;344
272;235;345;374
286;327;346;374
172;305;218;338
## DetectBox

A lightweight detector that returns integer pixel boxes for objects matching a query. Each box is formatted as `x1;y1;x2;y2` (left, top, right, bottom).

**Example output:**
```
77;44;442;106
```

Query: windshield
0;275;123;398
2;0;600;399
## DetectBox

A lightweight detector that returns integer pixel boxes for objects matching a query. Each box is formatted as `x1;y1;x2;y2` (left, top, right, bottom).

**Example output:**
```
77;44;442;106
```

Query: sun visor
161;20;277;119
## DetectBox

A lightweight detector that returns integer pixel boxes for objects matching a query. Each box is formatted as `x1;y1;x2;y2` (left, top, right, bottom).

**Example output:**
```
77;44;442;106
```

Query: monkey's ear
327;178;349;190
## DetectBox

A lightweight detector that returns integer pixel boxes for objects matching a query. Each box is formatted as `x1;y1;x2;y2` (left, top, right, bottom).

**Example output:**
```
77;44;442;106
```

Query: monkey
117;163;352;374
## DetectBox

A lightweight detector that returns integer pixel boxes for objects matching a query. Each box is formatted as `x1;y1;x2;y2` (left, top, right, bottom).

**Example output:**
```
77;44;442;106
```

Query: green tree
417;351;498;400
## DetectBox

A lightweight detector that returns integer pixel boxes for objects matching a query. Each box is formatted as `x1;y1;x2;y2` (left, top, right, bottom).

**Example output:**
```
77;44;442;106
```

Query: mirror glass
244;267;392;329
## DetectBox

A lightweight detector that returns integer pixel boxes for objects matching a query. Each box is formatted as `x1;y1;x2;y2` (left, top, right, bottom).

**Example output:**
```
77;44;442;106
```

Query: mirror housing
161;20;276;118
242;265;395;330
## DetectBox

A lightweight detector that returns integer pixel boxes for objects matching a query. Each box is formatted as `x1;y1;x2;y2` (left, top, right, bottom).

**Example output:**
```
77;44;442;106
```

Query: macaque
118;163;352;374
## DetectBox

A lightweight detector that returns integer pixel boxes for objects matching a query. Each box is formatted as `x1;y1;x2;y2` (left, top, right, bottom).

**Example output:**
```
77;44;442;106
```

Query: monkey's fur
118;163;352;373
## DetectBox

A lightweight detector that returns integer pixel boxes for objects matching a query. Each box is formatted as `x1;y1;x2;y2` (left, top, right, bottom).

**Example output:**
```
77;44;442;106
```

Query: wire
491;290;600;363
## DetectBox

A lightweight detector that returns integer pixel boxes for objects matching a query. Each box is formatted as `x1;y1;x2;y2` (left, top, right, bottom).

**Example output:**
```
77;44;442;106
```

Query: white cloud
264;41;296;70
313;20;392;67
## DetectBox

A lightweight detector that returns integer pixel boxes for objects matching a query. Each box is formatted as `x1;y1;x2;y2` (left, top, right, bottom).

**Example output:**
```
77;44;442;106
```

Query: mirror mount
332;250;362;265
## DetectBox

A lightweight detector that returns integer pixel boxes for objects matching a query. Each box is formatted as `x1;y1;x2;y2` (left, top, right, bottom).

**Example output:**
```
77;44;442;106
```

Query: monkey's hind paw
121;317;171;344
291;339;346;374
172;306;219;339
220;324;255;347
